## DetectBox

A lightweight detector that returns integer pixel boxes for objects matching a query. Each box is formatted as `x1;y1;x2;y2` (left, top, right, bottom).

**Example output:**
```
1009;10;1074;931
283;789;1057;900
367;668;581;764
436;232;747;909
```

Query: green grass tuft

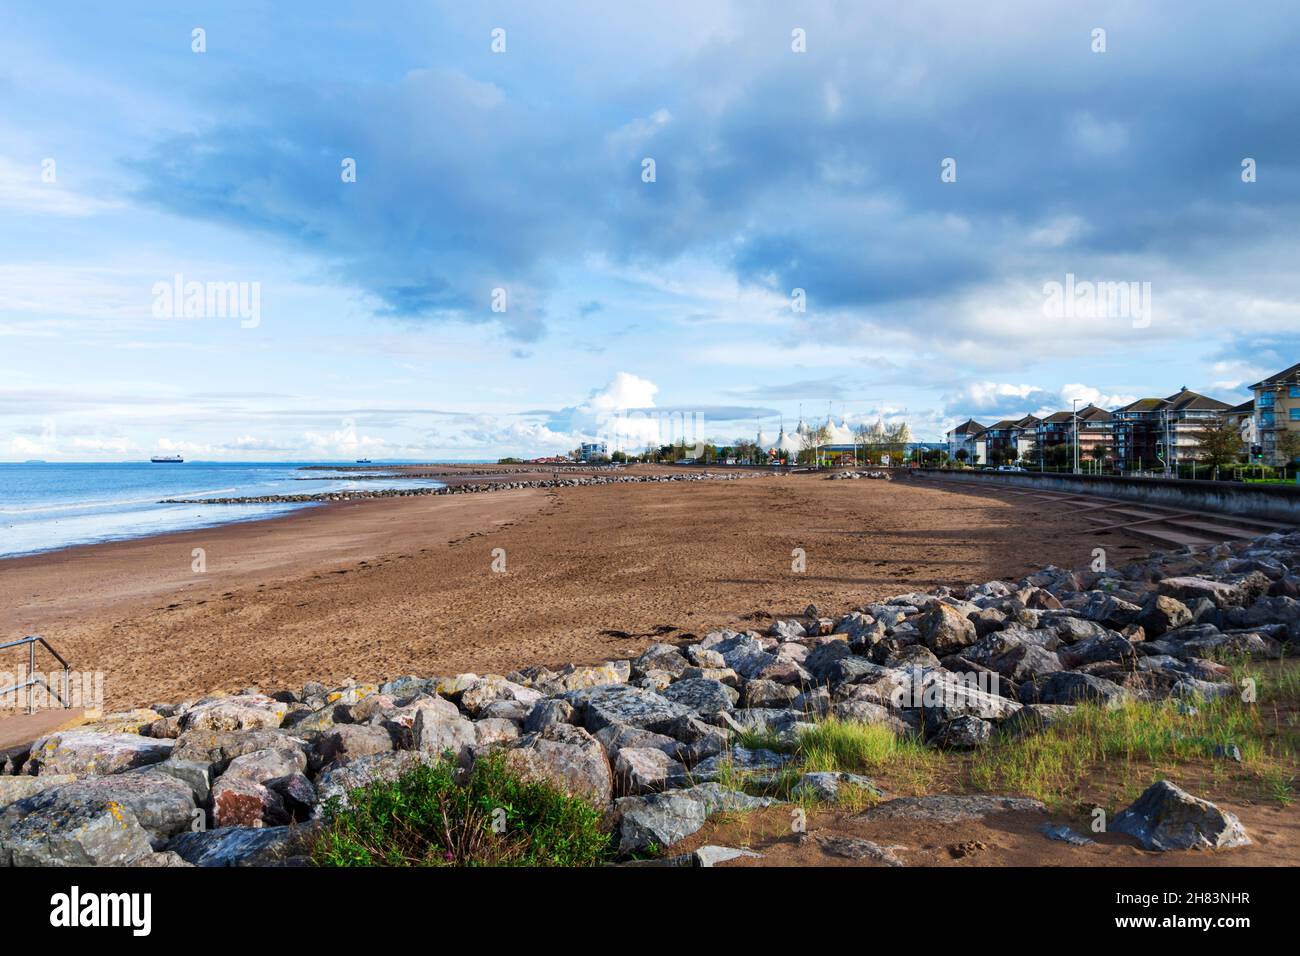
310;751;615;867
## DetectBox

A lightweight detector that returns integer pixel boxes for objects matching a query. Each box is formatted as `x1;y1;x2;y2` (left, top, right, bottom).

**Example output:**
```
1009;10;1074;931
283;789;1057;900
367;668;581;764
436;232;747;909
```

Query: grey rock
314;751;437;810
503;724;613;804
918;603;978;655
693;845;762;866
792;771;883;802
166;825;306;866
928;715;993;749
24;731;173;777
1042;823;1095;846
662;678;739;715
1112;780;1250;851
860;794;1046;823
1020;671;1131;708
563;685;692;734
632;643;691;678
0;770;196;865
179;695;288;733
815;835;906;866
613;747;684;796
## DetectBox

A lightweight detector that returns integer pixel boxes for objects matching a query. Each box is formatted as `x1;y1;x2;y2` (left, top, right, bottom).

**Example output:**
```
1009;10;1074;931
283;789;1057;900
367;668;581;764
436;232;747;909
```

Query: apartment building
976;414;1041;464
1112;387;1232;471
1250;363;1300;464
944;418;986;462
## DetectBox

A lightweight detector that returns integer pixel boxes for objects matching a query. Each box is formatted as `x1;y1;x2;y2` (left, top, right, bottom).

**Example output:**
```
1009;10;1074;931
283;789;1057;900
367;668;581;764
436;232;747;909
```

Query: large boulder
314;751;437;810
612;784;777;853
919;604;977;655
24;731;172;777
661;678;738;715
458;676;542;716
0;770;196;865
309;724;394;772
1059;632;1137;669
211;748;309;828
1112;780;1250;851
0;775;78;809
1080;592;1143;629
927;715;992;749
1158;577;1241;608
412;707;477;764
859;794;1046;823
710;633;780;679
612;792;707;854
1137;595;1193;637
613;747;684;796
524;699;575;733
632;644;691;678
1019;671;1131;708
562;685;692;734
166;825;307;867
179;695;287;733
171;729;306;775
503;724;613;805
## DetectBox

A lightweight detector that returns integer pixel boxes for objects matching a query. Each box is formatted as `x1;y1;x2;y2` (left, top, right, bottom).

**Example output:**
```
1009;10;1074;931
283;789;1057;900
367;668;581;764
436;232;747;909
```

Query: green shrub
311;751;615;867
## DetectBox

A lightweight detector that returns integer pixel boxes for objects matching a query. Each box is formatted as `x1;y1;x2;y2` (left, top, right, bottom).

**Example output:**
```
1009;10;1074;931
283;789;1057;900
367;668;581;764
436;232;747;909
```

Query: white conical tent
827;418;855;445
774;428;801;455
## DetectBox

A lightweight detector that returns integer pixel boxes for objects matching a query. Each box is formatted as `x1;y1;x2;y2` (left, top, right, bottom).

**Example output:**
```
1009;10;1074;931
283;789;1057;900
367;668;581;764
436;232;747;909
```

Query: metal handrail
0;634;72;715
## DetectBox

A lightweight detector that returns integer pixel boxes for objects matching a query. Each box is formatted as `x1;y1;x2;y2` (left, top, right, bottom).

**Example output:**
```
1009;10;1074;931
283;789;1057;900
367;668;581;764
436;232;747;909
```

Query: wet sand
0;469;1153;709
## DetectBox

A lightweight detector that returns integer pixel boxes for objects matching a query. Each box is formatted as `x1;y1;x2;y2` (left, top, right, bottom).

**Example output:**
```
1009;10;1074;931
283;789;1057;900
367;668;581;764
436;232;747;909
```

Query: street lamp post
1072;399;1081;475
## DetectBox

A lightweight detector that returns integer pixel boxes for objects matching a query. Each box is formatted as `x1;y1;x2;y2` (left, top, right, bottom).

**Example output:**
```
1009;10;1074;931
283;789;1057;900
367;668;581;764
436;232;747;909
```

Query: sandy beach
0;467;1153;709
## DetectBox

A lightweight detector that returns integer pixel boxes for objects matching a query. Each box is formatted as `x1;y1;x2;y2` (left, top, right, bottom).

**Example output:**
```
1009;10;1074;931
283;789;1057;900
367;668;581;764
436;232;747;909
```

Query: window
1291;385;1300;398
1291;408;1300;421
1259;391;1275;406
1261;411;1275;427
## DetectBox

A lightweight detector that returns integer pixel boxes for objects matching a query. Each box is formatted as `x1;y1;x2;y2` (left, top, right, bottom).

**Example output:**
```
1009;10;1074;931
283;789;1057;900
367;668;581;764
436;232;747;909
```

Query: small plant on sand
311;751;614;867
969;673;1298;805
798;717;937;791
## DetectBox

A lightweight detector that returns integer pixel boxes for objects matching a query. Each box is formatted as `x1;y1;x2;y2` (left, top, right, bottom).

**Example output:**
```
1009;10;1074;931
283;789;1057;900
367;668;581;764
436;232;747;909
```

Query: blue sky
2;1;1298;460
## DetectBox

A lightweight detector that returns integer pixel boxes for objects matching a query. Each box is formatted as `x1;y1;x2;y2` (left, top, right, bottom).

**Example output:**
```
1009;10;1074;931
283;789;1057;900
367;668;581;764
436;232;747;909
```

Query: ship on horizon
150;455;184;463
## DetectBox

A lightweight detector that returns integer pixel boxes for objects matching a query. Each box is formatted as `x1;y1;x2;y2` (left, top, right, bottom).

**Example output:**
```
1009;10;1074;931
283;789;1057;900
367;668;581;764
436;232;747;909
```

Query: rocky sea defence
3;529;1293;866
160;470;763;505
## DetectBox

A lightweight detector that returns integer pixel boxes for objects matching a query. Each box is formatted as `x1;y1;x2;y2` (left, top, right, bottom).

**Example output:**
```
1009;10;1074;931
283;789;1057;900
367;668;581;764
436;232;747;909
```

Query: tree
1192;419;1245;469
799;423;831;466
954;448;969;464
1275;430;1300;469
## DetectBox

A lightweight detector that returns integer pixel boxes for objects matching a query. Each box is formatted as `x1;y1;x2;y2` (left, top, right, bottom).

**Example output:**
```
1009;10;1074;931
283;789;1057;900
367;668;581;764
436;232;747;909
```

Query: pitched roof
1249;362;1300;390
1229;399;1254;414
1116;397;1168;413
948;418;985;436
1041;411;1074;423
1164;388;1232;412
1077;404;1114;422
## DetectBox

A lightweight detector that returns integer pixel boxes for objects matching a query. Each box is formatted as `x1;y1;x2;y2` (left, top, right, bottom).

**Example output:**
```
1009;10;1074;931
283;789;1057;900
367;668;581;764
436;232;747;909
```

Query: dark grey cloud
118;2;1300;354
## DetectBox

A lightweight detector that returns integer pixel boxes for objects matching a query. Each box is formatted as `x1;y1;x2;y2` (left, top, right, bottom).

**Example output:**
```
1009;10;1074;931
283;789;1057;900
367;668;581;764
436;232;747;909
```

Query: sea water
0;461;446;558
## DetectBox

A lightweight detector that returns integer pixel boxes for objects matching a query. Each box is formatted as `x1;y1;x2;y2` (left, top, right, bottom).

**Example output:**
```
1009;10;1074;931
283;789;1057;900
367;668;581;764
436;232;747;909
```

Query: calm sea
0;461;448;559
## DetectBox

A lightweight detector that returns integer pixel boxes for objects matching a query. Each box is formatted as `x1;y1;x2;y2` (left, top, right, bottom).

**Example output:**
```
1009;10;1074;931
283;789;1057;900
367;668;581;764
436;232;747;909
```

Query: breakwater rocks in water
4;531;1293;866
161;471;762;505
